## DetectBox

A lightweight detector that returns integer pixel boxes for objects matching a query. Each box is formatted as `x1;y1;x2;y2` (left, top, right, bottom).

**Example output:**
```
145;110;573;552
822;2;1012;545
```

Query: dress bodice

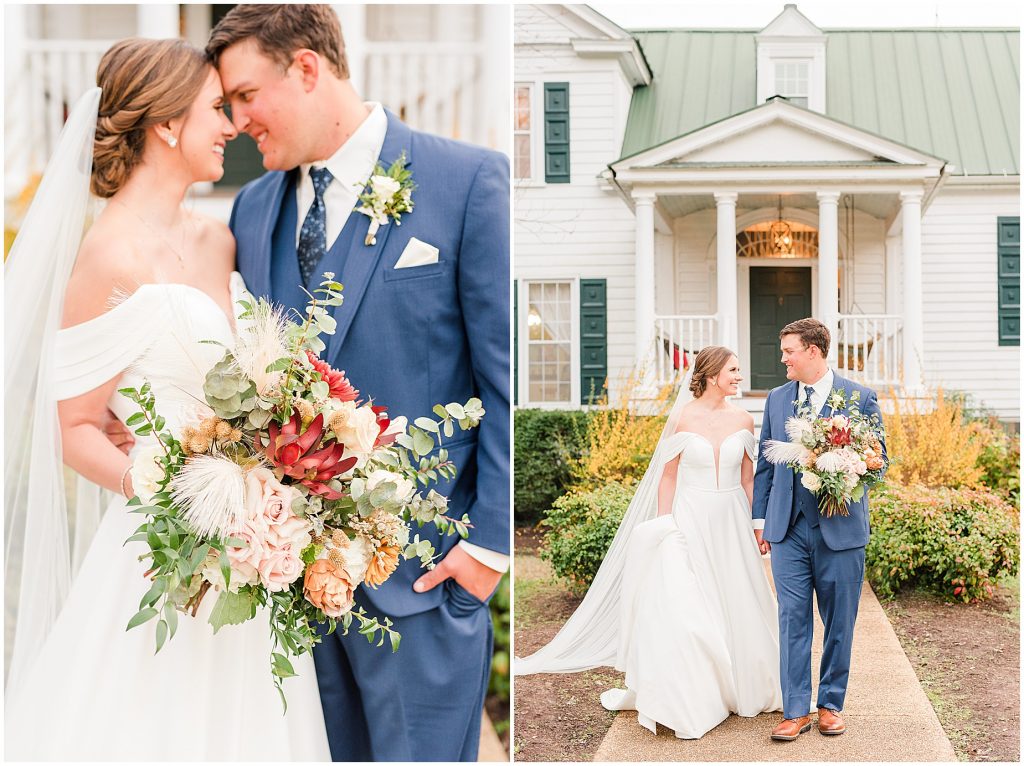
52;273;247;437
662;430;757;491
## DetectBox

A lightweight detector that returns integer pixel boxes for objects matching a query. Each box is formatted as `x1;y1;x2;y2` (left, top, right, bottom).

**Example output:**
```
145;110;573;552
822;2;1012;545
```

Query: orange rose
363;545;400;588
866;455;884;470
303;558;355;617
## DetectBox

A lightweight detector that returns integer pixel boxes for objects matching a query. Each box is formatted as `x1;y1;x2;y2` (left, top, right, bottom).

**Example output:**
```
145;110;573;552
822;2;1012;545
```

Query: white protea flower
232;300;291;396
761;439;812;465
170;454;247;537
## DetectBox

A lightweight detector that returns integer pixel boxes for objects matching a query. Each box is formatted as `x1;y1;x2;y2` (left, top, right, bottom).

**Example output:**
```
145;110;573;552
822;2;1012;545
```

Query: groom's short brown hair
780;318;831;357
206;4;349;80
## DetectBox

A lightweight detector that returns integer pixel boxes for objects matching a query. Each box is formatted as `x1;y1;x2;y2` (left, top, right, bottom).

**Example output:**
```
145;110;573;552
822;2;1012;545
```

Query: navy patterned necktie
803;385;815;412
297;166;334;284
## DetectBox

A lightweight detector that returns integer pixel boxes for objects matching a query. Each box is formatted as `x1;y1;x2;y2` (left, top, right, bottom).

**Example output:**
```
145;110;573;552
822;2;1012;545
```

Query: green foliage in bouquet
540;482;635;594
512;409;590;525
865;483;1019;602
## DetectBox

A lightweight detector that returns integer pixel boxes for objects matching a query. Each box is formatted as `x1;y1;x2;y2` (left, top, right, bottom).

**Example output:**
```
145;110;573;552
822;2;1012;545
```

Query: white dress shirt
295;102;387;249
295;102;508;575
799;368;835;415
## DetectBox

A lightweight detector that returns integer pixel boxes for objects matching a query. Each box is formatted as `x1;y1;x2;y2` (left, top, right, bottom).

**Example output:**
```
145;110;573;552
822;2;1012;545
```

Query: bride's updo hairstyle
688;345;736;398
92;38;209;198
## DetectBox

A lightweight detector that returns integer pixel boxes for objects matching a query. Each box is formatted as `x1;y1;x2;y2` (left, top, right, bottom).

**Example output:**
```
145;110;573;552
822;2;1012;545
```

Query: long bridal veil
514;370;694;675
4;88;102;694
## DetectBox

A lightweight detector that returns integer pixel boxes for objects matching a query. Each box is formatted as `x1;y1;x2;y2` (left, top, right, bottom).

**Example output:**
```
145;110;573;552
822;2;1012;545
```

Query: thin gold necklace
112;199;190;269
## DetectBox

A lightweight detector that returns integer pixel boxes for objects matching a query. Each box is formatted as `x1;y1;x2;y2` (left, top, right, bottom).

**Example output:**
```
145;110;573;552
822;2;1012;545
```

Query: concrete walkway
594;559;956;762
478;711;508;762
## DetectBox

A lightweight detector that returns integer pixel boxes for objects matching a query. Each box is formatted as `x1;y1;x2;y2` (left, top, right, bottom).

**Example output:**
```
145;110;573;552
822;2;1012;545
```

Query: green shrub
488;572;510;703
540;482;635;593
969;420;1020;506
866;483;1019;602
513;409;590;525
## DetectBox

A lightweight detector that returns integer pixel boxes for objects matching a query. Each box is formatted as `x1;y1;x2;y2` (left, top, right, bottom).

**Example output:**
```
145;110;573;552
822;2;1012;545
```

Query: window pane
515;135;531;179
515;86;531;130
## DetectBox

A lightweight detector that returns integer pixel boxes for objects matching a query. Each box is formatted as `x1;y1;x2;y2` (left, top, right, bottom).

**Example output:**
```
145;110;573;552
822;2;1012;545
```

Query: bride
4;38;330;760
515;346;782;738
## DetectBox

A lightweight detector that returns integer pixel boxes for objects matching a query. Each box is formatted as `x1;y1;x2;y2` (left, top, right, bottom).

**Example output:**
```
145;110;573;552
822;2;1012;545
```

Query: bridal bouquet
761;389;885;517
119;274;483;706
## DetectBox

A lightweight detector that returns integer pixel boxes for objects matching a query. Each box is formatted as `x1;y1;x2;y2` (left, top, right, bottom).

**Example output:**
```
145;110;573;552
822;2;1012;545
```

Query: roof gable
614;98;945;170
620;27;1019;175
757;4;825;41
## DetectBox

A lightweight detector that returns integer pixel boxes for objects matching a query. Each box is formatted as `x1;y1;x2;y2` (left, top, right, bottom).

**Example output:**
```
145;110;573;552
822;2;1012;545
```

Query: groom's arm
413;151;510;602
752;391;773;526
454;150;511;558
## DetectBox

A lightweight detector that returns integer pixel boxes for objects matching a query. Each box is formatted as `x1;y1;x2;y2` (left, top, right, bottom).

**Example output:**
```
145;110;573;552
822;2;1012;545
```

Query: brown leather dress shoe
817;707;846;735
770;716;813;741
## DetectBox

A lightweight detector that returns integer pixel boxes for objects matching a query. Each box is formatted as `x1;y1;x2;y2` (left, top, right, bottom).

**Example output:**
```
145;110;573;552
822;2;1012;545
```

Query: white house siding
515;14;640;405
514;4;581;46
672;209;716;315
919;186;1020;420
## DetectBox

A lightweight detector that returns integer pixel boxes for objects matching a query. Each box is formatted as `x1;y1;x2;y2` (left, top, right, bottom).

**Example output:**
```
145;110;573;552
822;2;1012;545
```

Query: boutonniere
355;152;415;246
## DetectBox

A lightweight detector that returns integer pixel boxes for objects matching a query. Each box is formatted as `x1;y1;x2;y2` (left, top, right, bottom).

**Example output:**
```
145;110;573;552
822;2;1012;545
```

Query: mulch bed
515;526;1020;762
881;580;1019;762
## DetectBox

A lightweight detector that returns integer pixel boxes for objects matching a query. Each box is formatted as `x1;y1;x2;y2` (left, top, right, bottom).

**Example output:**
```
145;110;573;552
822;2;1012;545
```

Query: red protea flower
306;351;359;402
827;423;852;447
258;413;357;500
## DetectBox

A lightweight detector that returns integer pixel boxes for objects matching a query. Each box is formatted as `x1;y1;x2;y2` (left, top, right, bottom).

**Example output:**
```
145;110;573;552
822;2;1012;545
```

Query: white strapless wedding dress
600;430;783;738
4;274;330;761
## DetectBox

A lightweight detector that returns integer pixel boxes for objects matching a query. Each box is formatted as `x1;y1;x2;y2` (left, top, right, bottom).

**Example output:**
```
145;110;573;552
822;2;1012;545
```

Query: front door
749;267;812;390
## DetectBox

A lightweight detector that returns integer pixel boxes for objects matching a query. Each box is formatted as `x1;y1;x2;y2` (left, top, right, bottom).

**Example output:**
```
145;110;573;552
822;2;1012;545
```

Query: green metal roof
620;29;1020;175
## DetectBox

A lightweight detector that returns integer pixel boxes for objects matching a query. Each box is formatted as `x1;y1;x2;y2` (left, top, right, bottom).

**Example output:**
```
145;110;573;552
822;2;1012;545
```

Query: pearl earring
167;136;177;148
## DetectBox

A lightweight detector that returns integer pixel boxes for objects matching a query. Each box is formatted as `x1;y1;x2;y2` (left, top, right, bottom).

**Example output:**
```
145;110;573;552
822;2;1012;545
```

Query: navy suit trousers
770;511;865;718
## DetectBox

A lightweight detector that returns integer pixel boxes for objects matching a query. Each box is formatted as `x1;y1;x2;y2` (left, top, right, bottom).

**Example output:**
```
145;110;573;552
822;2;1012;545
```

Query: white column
136;5;179;39
900;190;925;392
714;192;739;354
817;191;841;365
634;193;656;362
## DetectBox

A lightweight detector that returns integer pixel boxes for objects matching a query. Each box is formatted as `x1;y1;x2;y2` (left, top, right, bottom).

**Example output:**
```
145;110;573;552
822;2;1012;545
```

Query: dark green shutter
997;217;1020;346
544;83;570;183
580;279;607;404
513;280;518;406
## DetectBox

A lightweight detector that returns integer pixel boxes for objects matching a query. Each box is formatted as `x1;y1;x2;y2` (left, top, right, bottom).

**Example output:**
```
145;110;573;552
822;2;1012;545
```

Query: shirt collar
299;102;387;192
802;368;834;398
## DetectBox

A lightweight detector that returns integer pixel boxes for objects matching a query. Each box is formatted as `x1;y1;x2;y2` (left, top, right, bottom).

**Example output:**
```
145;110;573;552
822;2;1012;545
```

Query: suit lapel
253;171;292;299
326;110;414;359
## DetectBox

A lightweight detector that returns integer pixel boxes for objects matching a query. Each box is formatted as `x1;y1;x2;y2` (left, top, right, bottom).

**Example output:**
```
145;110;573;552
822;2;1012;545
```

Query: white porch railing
22;40;111;173
836;314;903;389
363;42;486;145
652;315;718;385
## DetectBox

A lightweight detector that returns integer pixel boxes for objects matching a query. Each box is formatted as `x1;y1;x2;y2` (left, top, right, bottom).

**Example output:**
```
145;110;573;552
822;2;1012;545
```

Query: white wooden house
514;4;1020;422
4;3;509;222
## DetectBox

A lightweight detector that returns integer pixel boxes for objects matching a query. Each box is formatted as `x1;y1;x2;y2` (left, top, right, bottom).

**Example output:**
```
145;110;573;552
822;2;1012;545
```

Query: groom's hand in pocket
412;545;502;602
103;408;135;455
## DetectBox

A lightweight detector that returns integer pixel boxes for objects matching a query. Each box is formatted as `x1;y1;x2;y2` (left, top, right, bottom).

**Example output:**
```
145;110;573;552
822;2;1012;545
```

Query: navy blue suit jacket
229;110;510;617
753;373;886;551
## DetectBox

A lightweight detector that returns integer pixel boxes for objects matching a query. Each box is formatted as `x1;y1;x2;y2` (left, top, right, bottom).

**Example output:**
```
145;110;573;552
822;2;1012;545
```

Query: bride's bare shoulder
63;215;154;328
189;211;236;274
728;403;755;433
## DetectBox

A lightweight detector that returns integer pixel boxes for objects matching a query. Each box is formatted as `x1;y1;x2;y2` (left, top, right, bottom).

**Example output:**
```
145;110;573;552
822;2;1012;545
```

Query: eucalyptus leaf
155;619;168;653
127;607;158;631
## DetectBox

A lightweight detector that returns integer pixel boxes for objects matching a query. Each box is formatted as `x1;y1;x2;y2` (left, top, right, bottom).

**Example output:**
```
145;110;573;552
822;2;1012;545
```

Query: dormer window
755;5;826;113
774;59;810;107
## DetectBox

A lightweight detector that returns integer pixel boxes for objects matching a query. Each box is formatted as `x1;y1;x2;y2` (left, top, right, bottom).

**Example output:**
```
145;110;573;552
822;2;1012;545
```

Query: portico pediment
612;98;946;176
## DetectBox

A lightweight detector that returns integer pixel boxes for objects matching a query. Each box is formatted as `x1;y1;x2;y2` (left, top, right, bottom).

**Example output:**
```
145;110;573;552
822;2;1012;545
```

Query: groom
753;318;886;741
207;5;509;761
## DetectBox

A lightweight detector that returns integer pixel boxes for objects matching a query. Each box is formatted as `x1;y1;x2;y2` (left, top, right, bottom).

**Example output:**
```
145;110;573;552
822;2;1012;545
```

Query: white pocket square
394;237;440;269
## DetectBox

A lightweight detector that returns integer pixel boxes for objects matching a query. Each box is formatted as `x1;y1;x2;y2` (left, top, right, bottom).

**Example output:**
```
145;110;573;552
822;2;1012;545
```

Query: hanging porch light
769;196;794;256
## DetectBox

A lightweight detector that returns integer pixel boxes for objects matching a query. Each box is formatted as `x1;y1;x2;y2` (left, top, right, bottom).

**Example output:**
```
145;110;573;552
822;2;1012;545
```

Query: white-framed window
773;59;810;108
514;82;533;180
521;279;577;405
